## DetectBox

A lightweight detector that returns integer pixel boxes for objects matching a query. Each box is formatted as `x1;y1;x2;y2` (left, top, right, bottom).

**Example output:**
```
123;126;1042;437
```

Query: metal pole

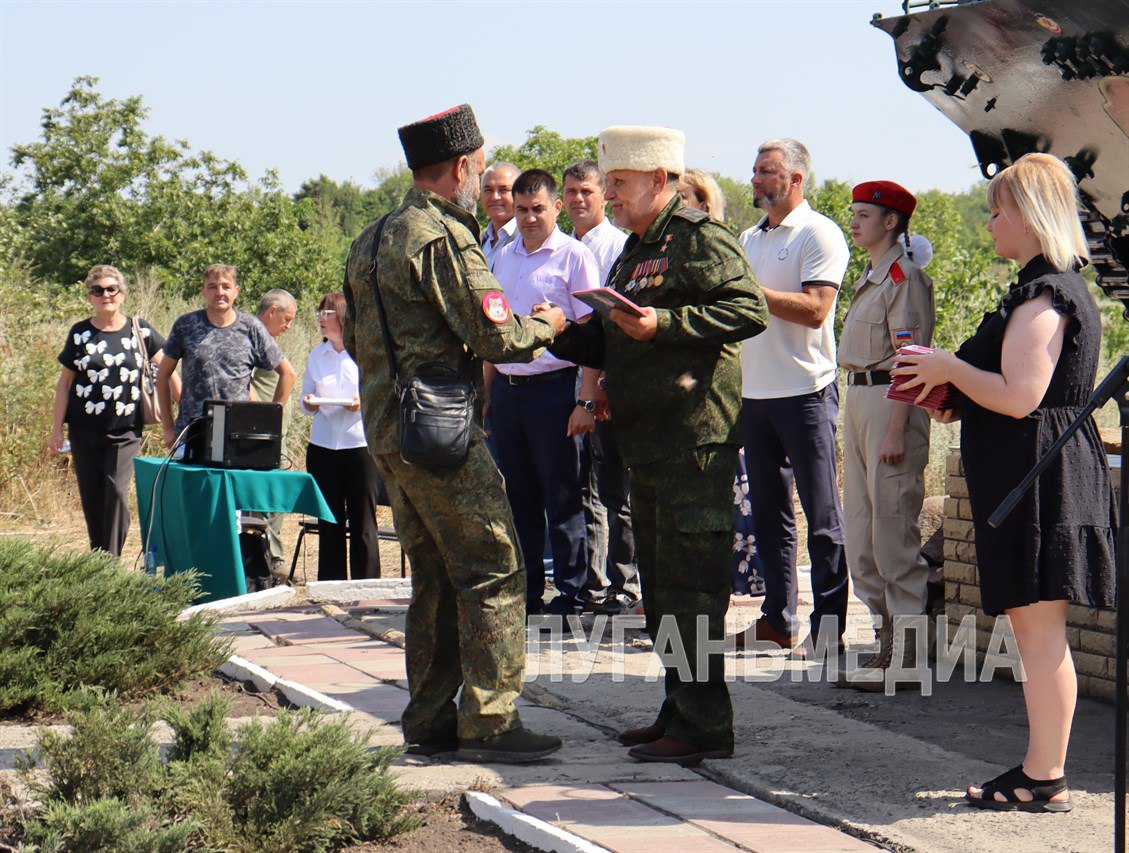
1116;384;1129;853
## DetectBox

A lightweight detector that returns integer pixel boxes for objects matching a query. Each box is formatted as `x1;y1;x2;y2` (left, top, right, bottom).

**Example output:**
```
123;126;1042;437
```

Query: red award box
886;345;957;410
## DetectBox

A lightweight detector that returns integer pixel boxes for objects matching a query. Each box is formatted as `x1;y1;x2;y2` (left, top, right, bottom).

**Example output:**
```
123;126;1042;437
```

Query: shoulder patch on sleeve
673;207;709;223
482;292;511;323
889;262;907;285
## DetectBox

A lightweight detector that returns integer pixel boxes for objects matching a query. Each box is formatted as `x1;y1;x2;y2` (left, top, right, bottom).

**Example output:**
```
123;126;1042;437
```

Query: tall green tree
6;77;338;301
488;126;599;233
714;175;758;236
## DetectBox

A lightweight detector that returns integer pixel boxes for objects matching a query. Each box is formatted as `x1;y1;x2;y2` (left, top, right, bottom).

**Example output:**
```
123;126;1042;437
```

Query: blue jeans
742;383;849;638
490;369;587;612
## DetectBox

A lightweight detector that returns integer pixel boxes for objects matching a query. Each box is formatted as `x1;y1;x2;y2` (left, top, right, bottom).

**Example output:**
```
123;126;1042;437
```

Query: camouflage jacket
343;188;556;456
550;195;768;468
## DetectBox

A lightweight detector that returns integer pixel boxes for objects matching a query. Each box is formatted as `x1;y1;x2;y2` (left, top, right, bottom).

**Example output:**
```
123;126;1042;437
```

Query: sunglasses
87;285;121;297
316;309;337;319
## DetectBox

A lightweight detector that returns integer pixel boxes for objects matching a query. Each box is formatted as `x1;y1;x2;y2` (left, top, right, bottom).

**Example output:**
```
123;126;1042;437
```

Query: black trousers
586;419;639;600
70;427;142;557
305;443;382;581
742;383;850;638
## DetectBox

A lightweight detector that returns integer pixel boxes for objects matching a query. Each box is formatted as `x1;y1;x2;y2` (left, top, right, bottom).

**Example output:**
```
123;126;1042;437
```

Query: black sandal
966;765;1073;813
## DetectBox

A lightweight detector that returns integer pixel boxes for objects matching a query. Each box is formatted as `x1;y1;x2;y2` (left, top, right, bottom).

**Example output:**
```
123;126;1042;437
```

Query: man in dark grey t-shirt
157;264;296;447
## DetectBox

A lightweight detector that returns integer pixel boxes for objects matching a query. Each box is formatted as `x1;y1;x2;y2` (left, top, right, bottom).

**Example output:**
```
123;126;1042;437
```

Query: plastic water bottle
144;545;158;574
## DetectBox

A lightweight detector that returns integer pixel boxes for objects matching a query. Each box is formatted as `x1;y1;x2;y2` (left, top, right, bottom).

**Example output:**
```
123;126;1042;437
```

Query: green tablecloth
135;458;334;602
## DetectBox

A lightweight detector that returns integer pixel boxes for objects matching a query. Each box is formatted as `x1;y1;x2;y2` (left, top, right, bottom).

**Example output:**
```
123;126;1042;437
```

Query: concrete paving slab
498;784;742;852
245;614;362;645
228;634;276;653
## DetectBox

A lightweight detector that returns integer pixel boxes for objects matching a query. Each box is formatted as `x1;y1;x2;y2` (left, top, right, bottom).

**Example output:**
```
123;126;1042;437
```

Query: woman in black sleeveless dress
894;153;1116;814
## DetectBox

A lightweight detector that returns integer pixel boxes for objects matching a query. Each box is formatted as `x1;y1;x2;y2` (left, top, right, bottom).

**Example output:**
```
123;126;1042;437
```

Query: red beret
852;180;916;217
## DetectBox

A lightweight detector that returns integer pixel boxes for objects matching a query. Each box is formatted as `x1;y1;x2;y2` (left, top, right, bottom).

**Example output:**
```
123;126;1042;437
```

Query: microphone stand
989;355;1128;851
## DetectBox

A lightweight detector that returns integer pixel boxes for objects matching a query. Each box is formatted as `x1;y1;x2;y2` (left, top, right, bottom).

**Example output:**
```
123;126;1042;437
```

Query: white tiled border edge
179;585;297;619
466;791;611;853
218;654;354;712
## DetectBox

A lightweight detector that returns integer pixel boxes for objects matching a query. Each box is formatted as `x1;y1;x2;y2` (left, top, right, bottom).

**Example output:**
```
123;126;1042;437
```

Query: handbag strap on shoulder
131;316;150;365
366;214;403;397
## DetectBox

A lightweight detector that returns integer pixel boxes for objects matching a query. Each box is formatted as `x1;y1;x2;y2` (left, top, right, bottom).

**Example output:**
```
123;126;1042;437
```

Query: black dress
956;255;1116;616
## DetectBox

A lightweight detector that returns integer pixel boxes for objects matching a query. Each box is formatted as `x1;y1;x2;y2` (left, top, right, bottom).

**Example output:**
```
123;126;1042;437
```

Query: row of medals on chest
624;257;670;293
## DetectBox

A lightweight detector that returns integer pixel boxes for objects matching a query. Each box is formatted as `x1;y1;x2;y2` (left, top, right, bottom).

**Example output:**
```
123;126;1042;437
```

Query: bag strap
131;316;151;367
365;214;402;396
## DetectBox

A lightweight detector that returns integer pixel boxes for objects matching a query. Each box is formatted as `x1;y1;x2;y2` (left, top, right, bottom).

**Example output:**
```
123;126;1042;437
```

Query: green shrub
22;797;196;853
162;688;232;764
0;540;230;715
177;709;419;852
18;700;419;852
19;702;163;808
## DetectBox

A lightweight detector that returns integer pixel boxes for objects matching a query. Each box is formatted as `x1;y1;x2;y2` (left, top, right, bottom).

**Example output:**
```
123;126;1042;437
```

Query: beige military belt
846;370;892;386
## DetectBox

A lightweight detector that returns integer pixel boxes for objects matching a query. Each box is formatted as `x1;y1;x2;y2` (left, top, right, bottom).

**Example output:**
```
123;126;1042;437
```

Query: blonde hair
679;168;727;222
84;264;125;290
987;153;1088;271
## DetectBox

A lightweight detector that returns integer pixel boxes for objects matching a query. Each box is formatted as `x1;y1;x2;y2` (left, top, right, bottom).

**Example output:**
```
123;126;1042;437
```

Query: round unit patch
482;291;511;323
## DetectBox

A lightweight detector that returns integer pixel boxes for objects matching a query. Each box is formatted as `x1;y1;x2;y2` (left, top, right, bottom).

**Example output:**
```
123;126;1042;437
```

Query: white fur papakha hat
598;126;685;175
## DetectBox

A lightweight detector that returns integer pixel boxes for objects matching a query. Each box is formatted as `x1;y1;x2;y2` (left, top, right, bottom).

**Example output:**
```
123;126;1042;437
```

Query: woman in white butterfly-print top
50;265;180;556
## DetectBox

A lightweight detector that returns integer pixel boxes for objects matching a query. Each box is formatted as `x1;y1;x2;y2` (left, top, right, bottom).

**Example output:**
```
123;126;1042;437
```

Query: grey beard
454;178;478;213
755;188;787;210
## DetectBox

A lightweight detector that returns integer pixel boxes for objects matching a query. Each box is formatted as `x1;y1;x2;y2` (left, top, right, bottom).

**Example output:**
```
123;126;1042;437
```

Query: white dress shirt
738;200;849;399
491;227;598;376
300;341;367;450
481;217;518;270
575;216;628;288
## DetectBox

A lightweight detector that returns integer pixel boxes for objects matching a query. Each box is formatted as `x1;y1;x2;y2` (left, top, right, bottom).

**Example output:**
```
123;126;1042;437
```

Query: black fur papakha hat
398;104;485;170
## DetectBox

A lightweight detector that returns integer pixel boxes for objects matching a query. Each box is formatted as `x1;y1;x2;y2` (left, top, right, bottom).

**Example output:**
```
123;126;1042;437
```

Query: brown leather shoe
731;619;795;650
627;736;733;766
616;723;666;746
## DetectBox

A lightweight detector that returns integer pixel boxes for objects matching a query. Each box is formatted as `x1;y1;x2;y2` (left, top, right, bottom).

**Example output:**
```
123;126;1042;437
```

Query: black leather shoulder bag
367;215;475;468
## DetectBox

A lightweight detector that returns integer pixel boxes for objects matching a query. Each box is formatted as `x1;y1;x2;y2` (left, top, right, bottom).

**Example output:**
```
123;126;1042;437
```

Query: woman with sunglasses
300;292;382;580
51;265;179;556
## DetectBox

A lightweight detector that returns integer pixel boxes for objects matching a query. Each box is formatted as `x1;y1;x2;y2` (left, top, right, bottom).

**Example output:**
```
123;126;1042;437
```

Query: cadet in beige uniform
837;181;934;687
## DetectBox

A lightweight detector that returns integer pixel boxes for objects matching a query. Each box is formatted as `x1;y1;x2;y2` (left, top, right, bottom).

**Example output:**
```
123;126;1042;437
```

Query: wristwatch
576;399;596;413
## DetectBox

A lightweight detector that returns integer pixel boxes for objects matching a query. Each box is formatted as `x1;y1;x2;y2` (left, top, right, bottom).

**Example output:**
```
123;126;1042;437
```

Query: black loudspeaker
183;400;282;471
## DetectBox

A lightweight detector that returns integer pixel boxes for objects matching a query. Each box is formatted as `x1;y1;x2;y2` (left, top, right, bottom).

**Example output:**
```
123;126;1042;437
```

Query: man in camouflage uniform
343;104;567;763
548;126;768;765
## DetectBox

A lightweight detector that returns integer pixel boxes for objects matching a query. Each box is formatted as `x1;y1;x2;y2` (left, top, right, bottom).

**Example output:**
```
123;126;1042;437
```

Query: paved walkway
217;572;1120;853
225;602;878;853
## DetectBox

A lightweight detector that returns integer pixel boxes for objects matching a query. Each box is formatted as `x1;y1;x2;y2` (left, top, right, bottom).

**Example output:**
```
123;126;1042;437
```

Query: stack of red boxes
886;345;957;410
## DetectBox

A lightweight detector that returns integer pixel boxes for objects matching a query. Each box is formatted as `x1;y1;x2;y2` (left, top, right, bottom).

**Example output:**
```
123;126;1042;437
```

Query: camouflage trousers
631;444;736;751
374;438;527;741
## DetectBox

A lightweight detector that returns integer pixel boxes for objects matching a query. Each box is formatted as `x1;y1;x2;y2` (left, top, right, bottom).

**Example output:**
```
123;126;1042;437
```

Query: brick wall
942;443;1120;703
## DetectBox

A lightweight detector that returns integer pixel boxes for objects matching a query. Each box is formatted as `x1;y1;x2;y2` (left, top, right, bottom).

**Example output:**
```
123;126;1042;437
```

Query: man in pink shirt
485;169;601;616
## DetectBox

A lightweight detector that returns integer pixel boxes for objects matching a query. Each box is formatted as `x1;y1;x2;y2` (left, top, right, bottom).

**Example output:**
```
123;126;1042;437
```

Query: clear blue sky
0;0;983;195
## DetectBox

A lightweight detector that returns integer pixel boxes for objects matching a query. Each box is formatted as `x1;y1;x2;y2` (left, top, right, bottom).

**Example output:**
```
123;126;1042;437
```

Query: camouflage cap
398;104;485;170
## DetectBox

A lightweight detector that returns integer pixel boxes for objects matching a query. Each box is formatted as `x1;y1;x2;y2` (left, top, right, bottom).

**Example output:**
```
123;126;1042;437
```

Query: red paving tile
268;663;369;685
502;782;876;853
697;819;873;851
499;785;739;851
614;781;876;851
599;838;739;853
241;646;335;662
613;779;792;818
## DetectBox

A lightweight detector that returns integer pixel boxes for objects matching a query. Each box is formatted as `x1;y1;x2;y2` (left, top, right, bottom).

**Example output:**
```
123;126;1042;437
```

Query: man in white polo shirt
562;159;639;615
736;138;851;653
487;168;601;616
